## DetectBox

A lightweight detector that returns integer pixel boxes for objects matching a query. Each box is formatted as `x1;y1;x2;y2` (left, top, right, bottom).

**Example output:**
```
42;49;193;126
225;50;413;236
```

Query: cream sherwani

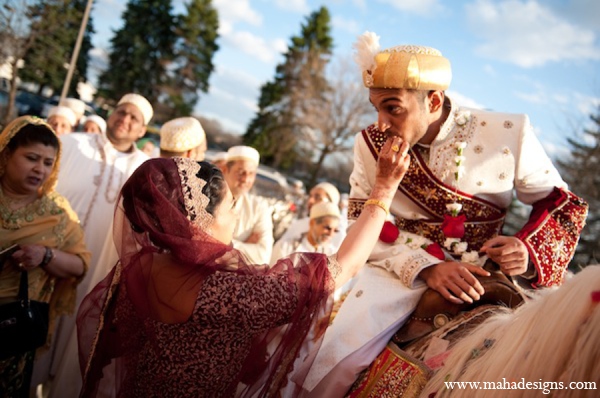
34;132;148;398
303;97;569;397
232;192;274;265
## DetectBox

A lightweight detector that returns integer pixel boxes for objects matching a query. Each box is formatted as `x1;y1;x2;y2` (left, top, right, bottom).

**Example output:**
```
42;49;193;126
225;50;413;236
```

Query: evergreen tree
164;0;219;119
557;106;600;269
0;0;67;124
19;0;94;97
97;0;175;108
243;6;333;170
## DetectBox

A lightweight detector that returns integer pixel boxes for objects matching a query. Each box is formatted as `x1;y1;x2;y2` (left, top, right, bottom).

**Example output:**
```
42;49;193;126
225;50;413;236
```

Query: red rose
379;221;399;243
441;214;466;239
424;242;445;261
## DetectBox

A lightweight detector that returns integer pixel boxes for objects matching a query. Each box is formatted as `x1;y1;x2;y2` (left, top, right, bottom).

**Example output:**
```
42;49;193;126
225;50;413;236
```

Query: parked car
15;90;49;117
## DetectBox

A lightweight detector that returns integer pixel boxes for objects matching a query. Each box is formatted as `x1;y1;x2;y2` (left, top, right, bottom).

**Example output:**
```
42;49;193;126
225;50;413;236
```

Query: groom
303;32;588;397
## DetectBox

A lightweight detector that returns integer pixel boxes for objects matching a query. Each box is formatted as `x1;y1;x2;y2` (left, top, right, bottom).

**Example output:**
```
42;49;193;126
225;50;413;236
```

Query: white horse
423;265;600;398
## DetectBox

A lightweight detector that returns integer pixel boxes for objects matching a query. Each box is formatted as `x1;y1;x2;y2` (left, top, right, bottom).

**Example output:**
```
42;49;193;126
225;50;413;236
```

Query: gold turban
360;44;452;91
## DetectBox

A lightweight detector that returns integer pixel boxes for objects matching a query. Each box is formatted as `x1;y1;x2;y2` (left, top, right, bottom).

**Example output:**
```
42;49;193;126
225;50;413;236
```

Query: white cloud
332;15;361;35
208;86;257;113
573;92;600;116
541;140;569;159
551;94;569;105
446;90;486;109
193;64;264;133
353;0;367;10
273;0;309;13
377;0;444;16
554;0;600;31
221;30;285;64
213;0;262;26
483;64;496;77
272;38;288;55
466;0;600;68
89;47;109;65
514;91;546;105
199;110;247;134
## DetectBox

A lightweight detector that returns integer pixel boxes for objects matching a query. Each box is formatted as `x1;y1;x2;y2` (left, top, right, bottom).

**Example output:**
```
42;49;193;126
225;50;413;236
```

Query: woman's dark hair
121;159;227;239
195;161;226;216
6;124;59;152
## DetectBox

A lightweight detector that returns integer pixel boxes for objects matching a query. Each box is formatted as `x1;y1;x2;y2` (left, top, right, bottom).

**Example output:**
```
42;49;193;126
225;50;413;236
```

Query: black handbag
0;270;50;360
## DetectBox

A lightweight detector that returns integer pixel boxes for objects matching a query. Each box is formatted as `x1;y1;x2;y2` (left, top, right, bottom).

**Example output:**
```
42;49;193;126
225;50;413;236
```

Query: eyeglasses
322;226;340;233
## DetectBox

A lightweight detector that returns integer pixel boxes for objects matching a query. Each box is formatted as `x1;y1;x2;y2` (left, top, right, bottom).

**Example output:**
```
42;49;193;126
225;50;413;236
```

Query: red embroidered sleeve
514;187;588;288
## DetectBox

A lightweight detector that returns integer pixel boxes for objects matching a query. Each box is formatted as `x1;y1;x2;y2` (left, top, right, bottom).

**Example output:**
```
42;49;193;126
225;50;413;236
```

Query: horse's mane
424;265;600;398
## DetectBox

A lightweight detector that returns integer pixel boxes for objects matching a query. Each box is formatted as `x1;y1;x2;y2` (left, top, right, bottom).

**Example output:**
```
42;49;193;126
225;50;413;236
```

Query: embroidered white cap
313;182;340;206
160;117;205;152
310;202;341;219
47;106;76;127
62;97;86;119
117;93;153;125
82;114;107;133
226;145;260;166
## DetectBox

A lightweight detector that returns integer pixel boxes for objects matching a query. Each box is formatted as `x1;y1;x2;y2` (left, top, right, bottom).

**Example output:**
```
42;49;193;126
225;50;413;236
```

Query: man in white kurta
278;181;344;252
224;146;274;265
303;35;587;397
34;94;154;398
270;201;340;264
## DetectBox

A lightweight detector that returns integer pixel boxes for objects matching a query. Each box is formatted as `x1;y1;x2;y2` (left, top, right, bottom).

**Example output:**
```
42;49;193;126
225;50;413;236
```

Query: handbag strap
18;271;29;302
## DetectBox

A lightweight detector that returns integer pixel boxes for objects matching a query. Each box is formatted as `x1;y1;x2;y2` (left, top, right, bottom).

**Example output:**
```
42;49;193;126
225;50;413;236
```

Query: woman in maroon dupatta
76;137;409;398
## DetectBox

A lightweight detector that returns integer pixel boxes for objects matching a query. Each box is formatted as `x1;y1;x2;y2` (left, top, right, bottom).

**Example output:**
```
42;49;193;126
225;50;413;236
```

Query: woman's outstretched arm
333;136;410;289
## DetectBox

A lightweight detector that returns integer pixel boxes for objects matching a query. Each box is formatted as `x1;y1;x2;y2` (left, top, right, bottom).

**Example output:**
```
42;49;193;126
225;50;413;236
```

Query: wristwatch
39;246;54;268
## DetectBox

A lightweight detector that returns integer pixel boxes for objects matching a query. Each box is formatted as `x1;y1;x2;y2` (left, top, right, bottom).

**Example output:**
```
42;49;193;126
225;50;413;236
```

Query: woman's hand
375;137;410;192
11;244;85;278
12;244;46;271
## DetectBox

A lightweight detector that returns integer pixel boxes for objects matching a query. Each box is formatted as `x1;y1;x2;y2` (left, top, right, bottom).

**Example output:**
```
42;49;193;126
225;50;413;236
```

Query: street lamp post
59;0;94;105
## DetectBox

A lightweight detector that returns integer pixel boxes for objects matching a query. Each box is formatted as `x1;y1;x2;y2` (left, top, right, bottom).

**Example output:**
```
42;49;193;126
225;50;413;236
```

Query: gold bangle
364;199;389;215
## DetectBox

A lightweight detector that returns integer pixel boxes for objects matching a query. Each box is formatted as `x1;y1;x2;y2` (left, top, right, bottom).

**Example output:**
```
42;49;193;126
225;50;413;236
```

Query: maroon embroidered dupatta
77;158;334;397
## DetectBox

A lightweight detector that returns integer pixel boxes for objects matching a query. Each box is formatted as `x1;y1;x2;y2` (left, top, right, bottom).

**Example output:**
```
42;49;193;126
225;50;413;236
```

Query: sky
89;0;600;157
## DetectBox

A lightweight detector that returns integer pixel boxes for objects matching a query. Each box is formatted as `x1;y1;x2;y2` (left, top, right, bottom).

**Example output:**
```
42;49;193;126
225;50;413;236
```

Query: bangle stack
364;199;389;215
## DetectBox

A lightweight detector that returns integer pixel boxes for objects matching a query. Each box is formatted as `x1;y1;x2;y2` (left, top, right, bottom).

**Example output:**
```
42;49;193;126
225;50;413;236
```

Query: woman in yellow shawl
0;116;90;396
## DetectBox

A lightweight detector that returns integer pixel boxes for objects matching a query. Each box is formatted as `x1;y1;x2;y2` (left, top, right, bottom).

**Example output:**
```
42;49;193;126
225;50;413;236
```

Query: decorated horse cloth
346;305;509;398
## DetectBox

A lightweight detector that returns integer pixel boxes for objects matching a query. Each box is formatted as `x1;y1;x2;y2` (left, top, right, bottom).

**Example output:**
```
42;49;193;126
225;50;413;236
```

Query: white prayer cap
62;97;86;119
48;106;76;127
117;93;153;125
227;145;260;166
310;202;341;219
160;117;205;152
82;114;107;133
313;182;340;206
212;151;228;162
